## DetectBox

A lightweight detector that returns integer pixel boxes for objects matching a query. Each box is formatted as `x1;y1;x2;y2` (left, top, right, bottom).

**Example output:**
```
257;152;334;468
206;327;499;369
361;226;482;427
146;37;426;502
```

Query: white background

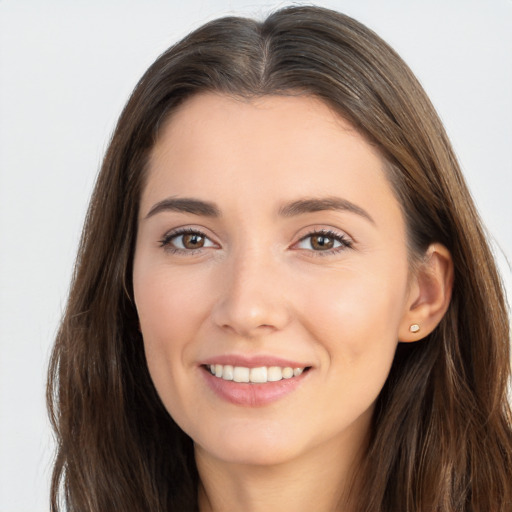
1;1;511;510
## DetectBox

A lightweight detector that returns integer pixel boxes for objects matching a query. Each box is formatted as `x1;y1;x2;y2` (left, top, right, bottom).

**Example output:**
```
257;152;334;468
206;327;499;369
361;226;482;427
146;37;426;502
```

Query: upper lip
201;355;312;368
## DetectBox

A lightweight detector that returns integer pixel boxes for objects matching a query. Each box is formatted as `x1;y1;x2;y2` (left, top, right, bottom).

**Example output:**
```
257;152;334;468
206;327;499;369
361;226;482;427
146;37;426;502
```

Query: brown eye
182;233;205;249
160;229;216;252
295;230;352;254
310;234;335;250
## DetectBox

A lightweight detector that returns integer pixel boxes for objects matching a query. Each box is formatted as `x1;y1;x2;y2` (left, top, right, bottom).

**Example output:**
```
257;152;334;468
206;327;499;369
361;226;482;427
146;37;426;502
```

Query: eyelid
159;226;219;253
157;225;353;256
291;227;354;256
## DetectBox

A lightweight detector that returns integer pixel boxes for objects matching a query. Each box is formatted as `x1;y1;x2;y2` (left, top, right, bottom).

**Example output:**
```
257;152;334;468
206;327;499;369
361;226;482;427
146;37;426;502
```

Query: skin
133;93;451;512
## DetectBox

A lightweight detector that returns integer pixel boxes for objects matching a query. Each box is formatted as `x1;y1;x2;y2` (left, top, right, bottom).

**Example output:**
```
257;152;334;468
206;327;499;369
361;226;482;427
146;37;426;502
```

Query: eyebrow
144;195;374;224
145;197;221;219
278;197;375;224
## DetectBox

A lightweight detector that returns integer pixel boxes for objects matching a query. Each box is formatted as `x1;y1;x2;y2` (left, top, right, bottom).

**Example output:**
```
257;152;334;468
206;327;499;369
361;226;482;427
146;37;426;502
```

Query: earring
409;324;420;333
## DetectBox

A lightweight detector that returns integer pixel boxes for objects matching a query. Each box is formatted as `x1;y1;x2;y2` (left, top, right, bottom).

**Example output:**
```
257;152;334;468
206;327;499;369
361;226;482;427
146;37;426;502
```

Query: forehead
142;93;401;227
152;92;367;154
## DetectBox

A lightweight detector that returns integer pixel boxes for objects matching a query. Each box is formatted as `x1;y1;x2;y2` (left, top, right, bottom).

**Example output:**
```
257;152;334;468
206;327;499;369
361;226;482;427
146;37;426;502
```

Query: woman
47;5;512;511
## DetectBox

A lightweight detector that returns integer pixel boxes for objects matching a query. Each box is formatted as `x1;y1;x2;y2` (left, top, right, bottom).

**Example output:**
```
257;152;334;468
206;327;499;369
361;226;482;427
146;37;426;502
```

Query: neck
196;430;367;512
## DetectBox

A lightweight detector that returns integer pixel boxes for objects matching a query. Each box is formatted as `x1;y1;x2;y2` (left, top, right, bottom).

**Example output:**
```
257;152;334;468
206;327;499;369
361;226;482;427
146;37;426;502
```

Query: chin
194;423;308;467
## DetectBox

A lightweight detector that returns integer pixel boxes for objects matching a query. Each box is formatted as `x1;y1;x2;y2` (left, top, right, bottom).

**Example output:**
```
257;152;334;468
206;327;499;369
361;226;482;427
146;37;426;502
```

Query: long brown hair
47;6;512;511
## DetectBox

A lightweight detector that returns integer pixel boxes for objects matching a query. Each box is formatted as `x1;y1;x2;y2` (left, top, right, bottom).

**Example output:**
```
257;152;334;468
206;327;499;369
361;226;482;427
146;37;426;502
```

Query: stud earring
409;324;420;333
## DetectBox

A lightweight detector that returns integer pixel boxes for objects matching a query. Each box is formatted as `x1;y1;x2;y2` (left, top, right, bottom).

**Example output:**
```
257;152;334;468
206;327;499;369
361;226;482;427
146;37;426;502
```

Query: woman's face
133;93;414;467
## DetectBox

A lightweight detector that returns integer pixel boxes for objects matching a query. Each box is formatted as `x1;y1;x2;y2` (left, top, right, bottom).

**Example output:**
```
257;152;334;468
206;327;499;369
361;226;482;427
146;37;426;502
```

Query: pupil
183;234;204;249
313;235;334;250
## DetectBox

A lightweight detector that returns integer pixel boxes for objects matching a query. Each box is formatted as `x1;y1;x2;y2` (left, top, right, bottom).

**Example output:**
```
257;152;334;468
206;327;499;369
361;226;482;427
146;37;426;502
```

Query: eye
159;228;217;253
294;229;352;254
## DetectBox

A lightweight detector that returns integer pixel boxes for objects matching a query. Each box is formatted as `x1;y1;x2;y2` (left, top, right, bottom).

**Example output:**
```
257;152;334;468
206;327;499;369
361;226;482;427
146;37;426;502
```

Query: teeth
207;364;307;383
282;367;294;379
233;366;250;383
267;366;283;382
222;364;234;381
250;367;267;383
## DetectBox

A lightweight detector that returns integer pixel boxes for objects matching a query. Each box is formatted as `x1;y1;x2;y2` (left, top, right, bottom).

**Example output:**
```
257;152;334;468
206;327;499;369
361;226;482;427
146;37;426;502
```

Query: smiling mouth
205;364;311;383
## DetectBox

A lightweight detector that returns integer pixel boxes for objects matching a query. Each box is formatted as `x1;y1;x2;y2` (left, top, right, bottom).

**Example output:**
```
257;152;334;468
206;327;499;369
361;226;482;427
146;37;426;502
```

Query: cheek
299;259;409;383
134;263;210;345
297;267;407;426
133;261;214;413
133;262;214;425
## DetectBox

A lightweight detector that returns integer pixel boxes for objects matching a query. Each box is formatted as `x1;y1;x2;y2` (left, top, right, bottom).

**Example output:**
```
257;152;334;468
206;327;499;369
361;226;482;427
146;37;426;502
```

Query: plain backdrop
1;1;511;510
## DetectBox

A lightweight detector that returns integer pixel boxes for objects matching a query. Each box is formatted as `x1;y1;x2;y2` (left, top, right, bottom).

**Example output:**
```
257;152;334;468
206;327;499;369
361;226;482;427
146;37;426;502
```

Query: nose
211;248;292;338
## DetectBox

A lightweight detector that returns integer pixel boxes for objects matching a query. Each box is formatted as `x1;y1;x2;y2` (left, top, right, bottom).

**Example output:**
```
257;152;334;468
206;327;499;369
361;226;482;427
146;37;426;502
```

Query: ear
398;243;454;342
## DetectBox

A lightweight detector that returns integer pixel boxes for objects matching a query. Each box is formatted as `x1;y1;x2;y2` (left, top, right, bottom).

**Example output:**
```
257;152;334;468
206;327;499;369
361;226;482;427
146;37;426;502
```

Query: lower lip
201;367;309;407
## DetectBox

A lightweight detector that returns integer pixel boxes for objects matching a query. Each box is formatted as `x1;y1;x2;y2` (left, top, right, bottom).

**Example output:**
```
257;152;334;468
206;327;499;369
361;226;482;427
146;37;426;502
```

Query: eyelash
159;228;214;254
296;229;353;257
158;228;353;256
